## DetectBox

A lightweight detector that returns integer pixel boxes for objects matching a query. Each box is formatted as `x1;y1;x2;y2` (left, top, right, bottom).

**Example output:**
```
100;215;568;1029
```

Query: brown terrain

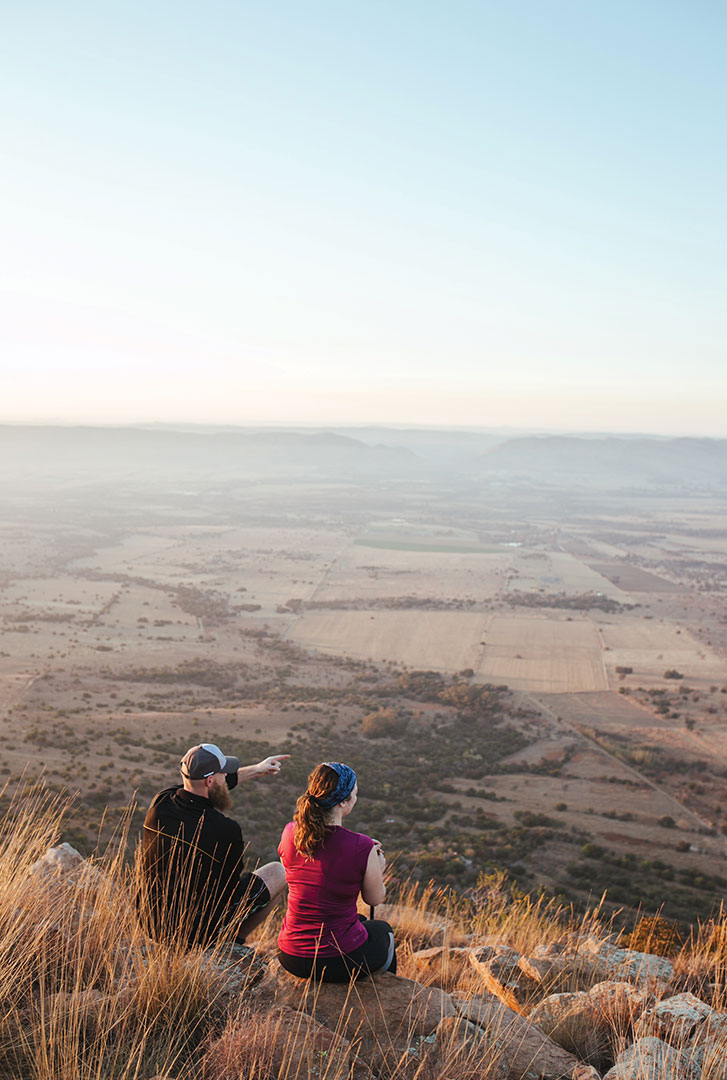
1;425;727;927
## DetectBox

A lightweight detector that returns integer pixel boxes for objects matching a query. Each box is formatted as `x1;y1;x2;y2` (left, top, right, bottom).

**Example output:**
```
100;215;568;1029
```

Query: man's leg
237;862;286;939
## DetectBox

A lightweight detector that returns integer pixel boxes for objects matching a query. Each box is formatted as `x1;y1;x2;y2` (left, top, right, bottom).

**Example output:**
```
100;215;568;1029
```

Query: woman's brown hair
293;763;341;857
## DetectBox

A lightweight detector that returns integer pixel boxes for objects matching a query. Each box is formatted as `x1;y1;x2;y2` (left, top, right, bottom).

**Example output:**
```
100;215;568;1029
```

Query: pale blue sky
1;2;725;433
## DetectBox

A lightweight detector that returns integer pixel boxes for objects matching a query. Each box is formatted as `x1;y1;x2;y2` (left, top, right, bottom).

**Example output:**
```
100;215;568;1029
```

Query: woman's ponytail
293;764;340;857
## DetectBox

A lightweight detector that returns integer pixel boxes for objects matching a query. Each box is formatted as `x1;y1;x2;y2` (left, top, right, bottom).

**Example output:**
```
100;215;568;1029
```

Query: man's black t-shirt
140;786;254;946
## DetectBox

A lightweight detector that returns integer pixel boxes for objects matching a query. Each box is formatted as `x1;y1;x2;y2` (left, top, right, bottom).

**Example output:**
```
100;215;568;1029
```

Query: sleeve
278;822;294;864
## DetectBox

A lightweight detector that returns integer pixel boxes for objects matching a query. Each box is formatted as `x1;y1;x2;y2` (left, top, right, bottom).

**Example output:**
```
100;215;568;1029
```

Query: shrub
622;914;684;956
361;708;408;739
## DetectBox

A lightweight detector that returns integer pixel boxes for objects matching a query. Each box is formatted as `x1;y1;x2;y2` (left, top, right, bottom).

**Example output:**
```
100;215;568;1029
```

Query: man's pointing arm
237;754;291;782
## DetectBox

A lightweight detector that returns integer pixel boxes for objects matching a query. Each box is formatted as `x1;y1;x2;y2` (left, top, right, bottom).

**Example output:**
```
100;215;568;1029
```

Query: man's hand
256;754;290;776
237;754;291;783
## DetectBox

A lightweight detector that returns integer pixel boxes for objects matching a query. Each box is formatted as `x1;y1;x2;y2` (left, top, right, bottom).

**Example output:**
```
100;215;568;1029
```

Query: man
140;743;289;947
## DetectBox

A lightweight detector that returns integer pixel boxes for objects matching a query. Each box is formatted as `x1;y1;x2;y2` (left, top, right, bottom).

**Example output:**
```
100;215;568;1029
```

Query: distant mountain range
1;425;726;492
477;435;727;489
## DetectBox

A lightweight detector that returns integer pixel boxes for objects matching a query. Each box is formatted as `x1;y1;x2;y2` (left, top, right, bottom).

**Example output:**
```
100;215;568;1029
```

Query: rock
529;982;649;1065
203;1005;351;1080
410;945;446;968
532;942;569;959
586;981;651;1021
526;991;611;1064
259;959;454;1055
635;991;713;1043
687;1027;727;1079
194;944;266;1009
602;1036;697;1080
578;939;673;989
529;991;590;1031
690;1008;727;1045
469;945;536;1010
572;1068;601;1080
373;902;451;947
430;1014;509;1079
409;945;473;982
29;843;84;880
452;989;582;1079
519;954;567;986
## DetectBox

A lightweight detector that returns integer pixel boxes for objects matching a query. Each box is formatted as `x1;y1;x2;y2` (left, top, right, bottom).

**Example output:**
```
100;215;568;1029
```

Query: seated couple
140;745;396;981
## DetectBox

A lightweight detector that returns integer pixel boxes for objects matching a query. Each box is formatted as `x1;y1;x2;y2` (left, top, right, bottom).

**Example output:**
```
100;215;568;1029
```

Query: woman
278;761;396;981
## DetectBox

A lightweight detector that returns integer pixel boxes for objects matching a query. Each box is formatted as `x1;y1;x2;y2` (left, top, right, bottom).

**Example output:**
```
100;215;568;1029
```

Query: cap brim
222;756;240;774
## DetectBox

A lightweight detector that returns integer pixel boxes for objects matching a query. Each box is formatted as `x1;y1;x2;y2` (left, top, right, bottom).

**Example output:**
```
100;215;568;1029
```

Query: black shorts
234;872;271;939
278;918;397;982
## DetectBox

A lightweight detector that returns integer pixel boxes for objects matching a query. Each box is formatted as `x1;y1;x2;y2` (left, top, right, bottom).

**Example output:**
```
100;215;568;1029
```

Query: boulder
528;991;590;1032
635;991;713;1044
518;954;568;987
430;1014;510;1080
452;990;582;1079
532;942;569;959
529;981;650;1065
690;1007;727;1046
29;843;84;881
526;990;611;1066
193;944;266;1012
586;981;651;1021
577;939;673;989
602;1036;697;1080
687;1028;727;1080
469;945;536;1010
409;944;472;982
572;1069;602;1080
259;959;454;1052
531;981;650;1031
202;1005;351;1080
373;902;451;947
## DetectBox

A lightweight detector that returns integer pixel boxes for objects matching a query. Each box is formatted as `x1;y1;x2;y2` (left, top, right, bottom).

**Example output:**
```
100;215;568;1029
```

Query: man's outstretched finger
259;754;291;774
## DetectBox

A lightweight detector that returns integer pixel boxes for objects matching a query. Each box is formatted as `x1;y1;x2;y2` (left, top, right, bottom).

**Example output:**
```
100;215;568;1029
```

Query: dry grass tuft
3;783;727;1078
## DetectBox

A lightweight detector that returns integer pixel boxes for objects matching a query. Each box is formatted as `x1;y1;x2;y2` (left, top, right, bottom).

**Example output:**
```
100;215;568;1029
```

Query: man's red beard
208;782;232;812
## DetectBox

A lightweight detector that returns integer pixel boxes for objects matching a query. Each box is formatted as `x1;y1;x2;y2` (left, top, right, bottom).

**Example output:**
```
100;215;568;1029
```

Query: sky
1;2;725;435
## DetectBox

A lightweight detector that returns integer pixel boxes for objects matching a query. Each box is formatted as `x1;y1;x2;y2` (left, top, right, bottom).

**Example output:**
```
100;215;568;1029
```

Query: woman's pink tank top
278;822;375;957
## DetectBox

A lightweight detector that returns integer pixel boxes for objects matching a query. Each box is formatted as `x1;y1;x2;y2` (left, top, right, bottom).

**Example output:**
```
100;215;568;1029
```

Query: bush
622;914;684;956
361;707;408;739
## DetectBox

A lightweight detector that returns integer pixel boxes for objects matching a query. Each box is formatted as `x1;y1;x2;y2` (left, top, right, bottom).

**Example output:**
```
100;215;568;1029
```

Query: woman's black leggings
278;918;397;983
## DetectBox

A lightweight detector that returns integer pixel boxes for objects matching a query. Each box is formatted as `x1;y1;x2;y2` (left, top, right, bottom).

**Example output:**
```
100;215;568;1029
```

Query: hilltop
5;788;727;1079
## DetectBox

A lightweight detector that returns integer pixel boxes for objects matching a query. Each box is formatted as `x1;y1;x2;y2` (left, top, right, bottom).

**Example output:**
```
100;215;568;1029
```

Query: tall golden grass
2;783;727;1078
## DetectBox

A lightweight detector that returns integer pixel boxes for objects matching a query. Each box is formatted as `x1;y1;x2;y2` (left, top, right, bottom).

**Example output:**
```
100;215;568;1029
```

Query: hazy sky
2;2;725;434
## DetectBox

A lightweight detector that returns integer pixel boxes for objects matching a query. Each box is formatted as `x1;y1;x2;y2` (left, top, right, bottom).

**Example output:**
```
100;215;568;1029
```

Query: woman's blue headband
317;762;357;809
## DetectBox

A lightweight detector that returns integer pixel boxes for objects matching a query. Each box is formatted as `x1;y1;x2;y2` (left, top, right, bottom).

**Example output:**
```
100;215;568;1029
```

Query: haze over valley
3;423;727;927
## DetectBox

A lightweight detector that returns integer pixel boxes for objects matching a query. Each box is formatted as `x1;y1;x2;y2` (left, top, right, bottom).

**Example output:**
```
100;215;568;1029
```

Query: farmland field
475;614;607;692
4;424;727;926
588;562;679;592
313;543;510;603
287;609;490;671
507;550;628;600
599;615;724;683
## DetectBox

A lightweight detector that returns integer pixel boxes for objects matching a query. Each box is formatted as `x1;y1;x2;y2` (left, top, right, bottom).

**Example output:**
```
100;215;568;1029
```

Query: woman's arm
361;842;386;907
